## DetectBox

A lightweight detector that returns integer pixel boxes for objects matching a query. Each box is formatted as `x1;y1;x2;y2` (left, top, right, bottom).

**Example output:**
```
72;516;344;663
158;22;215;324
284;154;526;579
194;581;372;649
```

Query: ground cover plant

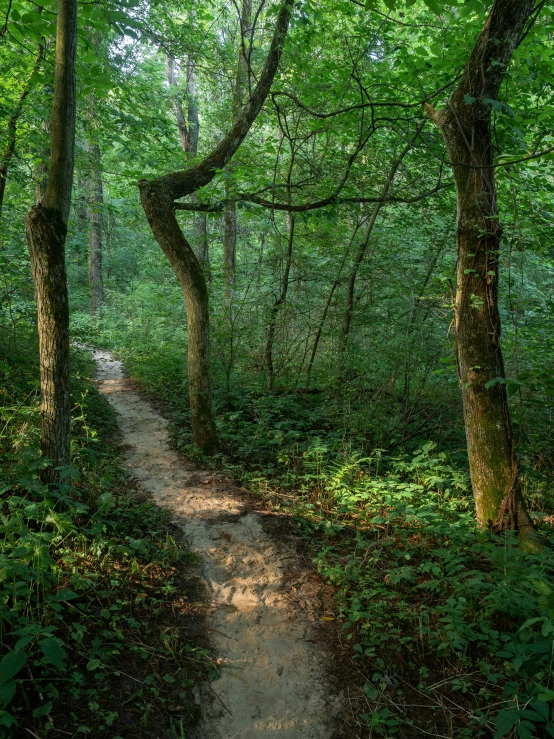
94;327;554;738
0;330;212;737
3;0;554;735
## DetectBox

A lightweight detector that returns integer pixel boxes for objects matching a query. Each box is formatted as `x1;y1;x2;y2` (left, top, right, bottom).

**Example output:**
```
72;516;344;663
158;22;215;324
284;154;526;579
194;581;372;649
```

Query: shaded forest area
2;0;554;736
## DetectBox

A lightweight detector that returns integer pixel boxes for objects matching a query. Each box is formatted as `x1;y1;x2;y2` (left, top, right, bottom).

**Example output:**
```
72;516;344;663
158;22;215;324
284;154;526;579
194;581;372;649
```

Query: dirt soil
93;350;345;739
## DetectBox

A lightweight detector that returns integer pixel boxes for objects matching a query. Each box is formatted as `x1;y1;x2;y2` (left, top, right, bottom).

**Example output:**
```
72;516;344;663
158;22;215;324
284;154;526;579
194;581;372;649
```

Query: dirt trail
93;350;342;738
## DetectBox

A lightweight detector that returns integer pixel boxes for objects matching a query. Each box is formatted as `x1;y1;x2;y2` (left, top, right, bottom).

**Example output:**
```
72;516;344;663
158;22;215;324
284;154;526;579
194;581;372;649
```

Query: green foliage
0;330;211;737
105;326;554;735
252;440;554;737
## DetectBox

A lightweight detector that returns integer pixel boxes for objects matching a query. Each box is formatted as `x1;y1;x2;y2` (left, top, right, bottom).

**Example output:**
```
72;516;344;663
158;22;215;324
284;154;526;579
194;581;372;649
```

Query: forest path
93;350;342;738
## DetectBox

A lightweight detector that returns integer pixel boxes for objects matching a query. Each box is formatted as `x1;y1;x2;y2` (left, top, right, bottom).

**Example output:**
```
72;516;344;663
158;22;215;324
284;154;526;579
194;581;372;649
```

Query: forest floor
93;350;347;738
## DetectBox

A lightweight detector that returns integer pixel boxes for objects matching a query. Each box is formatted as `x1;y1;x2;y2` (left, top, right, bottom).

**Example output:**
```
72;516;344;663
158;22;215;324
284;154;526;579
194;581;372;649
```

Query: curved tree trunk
140;0;293;453
25;0;77;480
425;0;536;535
139;186;217;453
166;54;208;268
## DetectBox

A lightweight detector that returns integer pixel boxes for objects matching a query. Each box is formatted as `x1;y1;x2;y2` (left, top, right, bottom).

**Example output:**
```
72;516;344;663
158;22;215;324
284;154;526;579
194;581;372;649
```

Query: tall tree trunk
166;54;208;267
304;213;364;390
424;0;536;535
0;47;43;218
86;142;104;315
338;125;423;379
25;0;77;480
265;213;294;392
224;0;252;307
402;242;443;409
141;0;293;453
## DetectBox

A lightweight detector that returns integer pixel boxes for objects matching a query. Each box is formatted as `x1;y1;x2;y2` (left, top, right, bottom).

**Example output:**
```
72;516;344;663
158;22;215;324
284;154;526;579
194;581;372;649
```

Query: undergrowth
79;320;554;739
0;329;212;738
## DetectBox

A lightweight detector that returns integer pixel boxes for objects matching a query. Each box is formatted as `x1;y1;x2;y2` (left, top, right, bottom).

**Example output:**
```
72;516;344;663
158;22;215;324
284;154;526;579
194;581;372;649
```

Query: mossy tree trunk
25;0;77;480
425;0;536;534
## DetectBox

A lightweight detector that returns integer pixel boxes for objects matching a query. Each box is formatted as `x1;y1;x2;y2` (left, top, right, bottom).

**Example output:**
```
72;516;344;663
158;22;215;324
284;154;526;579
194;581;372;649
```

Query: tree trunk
140;185;218;454
140;0;293;453
265;213;294;392
304;212;364;390
424;0;536;534
26;209;71;469
25;0;77;480
338;124;423;378
224;0;252;306
86;142;104;315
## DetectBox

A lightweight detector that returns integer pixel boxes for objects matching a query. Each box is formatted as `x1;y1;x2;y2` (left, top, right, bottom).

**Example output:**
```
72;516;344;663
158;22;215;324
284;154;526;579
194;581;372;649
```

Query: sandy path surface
93;350;341;738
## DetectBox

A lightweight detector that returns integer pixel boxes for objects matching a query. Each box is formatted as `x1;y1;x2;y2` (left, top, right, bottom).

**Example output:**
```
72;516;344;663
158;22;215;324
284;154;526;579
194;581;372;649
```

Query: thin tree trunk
265;213;294;392
140;0;293;453
424;0;536;535
25;0;77;480
304;213;365;390
0;47;43;218
167;56;209;271
105;210;115;282
224;0;252;306
86;142;104;315
338;124;424;378
402;241;444;408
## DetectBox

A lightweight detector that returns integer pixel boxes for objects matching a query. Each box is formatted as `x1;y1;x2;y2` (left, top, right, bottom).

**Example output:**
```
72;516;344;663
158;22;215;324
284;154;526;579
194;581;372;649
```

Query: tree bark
265;213;294;392
25;0;77;480
139;0;293;453
139;187;218;453
424;0;536;535
86;142;104;315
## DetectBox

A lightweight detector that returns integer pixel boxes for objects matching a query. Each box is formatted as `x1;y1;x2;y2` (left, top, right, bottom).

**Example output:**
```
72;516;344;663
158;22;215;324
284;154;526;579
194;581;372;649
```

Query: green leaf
0;681;16;709
364;682;379;700
536;685;554;702
33;701;52;718
484;377;506;389
0;650;26;686
86;659;101;671
53;587;78;602
423;0;442;13
494;709;521;738
40;638;67;671
464;95;477;104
